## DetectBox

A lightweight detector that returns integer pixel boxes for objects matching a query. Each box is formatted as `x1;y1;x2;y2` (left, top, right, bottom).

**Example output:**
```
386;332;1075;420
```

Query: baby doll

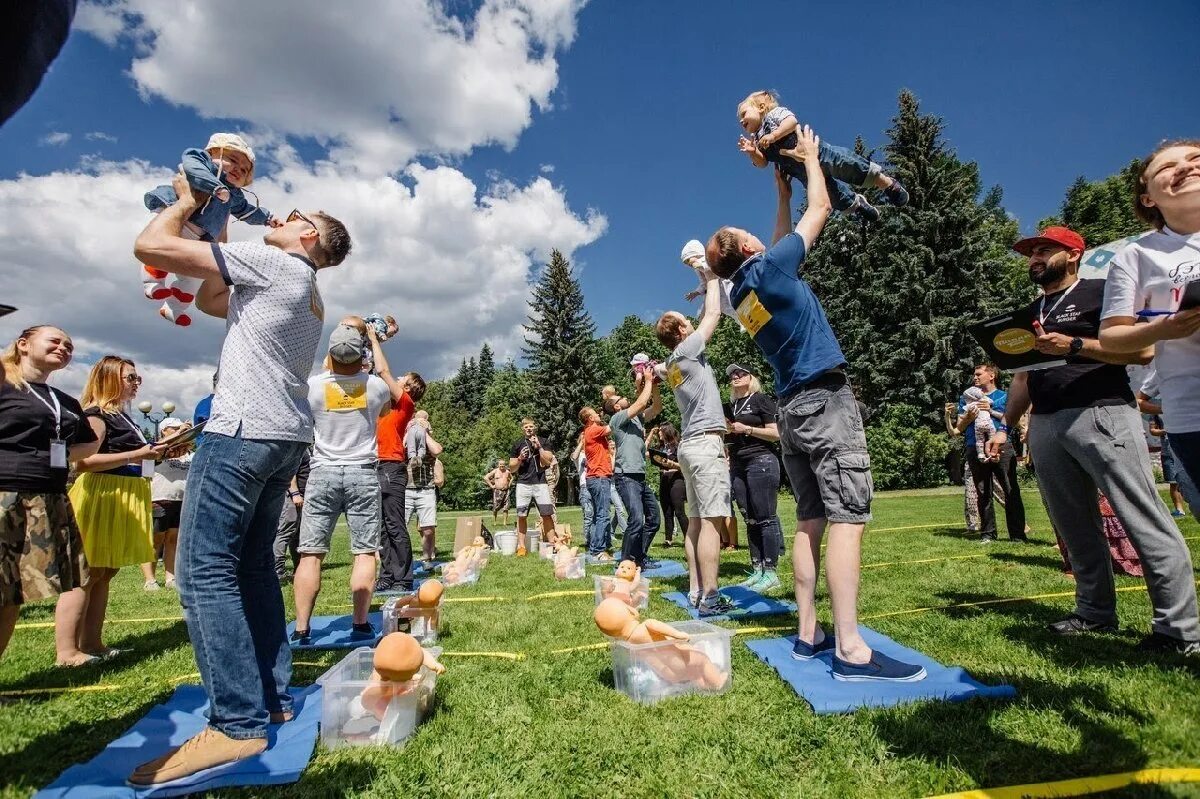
680;240;738;321
142;133;276;326
352;632;444;731
593;598;728;690
962;386;996;462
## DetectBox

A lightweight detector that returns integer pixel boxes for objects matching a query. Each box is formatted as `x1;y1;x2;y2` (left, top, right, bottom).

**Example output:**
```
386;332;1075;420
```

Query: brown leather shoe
129;727;266;786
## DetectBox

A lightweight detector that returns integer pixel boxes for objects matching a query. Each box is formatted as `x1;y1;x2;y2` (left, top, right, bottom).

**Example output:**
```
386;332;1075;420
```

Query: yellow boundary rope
923;766;1200;799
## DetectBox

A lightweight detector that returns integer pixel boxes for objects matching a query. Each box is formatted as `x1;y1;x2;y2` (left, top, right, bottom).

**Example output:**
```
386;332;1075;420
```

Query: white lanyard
1038;279;1080;325
28;385;63;439
116;411;148;444
732;393;755;420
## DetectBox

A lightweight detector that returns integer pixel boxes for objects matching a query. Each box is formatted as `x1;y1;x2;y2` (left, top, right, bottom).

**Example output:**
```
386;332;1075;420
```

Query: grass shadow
987;550;1070;570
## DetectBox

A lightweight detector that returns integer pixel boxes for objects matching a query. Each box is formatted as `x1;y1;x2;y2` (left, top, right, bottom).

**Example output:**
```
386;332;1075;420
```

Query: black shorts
153;500;183;533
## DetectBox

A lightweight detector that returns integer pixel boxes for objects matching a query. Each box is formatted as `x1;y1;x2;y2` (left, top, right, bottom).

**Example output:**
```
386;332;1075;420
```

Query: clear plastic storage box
593;574;651;610
380;595;443;644
609;621;733;704
316;646;442;748
539;541;556;560
554;553;586;580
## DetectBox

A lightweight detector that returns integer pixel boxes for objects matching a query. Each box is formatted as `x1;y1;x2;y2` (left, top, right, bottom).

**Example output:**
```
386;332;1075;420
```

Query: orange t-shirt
377;392;415;461
582;422;613;478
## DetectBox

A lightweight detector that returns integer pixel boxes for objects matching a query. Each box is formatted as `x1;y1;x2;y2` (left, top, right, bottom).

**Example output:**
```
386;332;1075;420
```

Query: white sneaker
163;577;176;590
143;579;161;592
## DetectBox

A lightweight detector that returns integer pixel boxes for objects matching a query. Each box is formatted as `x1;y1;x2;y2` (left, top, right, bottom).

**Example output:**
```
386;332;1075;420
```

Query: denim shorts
777;374;873;524
678;433;732;519
299;465;381;555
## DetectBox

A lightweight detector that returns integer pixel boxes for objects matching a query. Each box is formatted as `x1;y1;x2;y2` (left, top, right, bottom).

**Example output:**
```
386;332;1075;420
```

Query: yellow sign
992;327;1035;355
735;290;772;336
325;380;367;411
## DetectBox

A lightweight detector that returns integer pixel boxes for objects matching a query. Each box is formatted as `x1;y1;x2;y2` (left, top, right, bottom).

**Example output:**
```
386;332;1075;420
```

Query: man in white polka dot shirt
128;170;353;784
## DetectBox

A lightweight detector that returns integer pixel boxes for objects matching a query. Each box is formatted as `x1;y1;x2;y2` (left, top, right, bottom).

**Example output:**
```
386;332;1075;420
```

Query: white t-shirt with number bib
307;371;391;467
1102;226;1200;433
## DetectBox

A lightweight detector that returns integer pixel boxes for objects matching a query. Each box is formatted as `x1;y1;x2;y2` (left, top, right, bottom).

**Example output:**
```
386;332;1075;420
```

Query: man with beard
987;227;1199;652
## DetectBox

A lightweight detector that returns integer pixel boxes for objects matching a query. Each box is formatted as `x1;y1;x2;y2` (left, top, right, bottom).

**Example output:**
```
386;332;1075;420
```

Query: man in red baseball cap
987;226;1200;653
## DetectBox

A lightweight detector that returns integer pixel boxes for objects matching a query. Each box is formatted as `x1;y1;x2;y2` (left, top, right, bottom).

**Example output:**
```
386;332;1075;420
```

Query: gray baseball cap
328;324;364;365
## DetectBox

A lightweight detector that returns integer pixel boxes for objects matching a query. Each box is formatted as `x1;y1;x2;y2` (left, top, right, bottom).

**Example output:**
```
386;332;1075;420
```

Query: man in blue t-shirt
955;363;1026;543
703;125;924;683
191;371;217;446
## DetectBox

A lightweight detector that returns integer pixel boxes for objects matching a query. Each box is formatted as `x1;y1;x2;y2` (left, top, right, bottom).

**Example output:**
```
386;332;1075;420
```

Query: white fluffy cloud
39;132;71;146
5;0;605;417
76;0;584;173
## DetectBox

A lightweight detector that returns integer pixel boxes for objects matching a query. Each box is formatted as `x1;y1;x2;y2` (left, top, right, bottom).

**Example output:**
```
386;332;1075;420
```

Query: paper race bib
735;290;772;336
666;363;684;390
325;380;368;411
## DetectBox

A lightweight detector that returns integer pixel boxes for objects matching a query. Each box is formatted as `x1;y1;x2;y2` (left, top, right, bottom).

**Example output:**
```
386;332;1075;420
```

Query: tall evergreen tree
803;89;1024;420
1039;162;1147;248
477;343;496;394
522;249;600;454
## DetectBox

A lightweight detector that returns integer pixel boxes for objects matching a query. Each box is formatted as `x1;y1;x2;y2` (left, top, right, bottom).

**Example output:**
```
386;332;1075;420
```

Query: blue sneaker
350;622;377;641
1172;509;1186;518
851;194;881;223
832;651;926;682
791;632;836;661
738;568;763;588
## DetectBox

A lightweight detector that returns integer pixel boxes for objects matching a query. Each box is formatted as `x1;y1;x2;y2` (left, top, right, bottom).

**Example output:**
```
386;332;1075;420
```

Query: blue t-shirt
957;388;1007;450
727;233;846;399
193;393;213;446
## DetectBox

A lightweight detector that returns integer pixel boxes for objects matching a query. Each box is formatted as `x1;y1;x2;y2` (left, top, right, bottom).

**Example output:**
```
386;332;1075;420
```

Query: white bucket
493;531;518;556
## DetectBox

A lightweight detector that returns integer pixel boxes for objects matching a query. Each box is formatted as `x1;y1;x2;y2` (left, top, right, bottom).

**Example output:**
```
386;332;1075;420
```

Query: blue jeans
585;476;612;555
615;473;660;566
579;481;594;532
610;485;627;540
1167;431;1200;518
769;139;879;212
175;430;308;740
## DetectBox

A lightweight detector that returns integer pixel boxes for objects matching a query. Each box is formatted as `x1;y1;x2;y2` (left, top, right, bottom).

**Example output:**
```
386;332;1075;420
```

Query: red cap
1012;226;1086;256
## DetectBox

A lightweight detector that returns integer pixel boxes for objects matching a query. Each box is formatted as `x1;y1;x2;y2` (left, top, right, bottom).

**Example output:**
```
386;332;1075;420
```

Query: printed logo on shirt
735;290;772;336
325;380;367;411
666;363;685;390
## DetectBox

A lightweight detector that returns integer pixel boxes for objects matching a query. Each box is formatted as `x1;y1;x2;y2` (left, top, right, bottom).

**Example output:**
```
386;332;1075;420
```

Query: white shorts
405;487;437;529
515;482;554;518
678;434;731;519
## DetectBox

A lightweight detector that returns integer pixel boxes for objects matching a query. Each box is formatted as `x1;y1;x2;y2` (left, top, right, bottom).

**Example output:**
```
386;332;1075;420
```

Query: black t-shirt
1025;279;1134;414
84;407;147;454
0;381;97;493
510;436;549;485
723;392;779;459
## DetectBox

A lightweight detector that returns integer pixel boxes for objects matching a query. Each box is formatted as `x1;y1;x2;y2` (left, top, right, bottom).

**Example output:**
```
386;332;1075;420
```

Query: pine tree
522;249;601;455
803;89;1025;421
477;343;496;394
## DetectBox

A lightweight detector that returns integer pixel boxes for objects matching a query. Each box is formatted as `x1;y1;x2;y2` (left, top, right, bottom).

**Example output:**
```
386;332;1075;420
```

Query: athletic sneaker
791;633;836;661
374;579;395;593
1135;631;1200;657
753;570;781;592
350;622;377;641
1171;509;1187;518
882;179;910;206
738;568;763;588
289;628;311;646
851;194;880;223
641;558;661;570
143;579;161;592
697;593;739;617
163;577;177;590
832;651;926;682
1047;613;1118;636
687;590;700;607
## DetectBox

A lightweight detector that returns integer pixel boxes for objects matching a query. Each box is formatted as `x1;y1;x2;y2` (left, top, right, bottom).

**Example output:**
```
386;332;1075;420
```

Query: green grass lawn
2;488;1199;798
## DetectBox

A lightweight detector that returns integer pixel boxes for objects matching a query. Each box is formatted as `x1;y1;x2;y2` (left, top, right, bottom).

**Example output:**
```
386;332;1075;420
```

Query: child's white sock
158;299;192;327
143;264;173;301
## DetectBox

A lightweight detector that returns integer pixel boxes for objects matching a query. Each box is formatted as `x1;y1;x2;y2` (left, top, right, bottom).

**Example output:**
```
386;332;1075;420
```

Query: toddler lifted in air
961;386;997;462
141;133;277;327
736;90;909;223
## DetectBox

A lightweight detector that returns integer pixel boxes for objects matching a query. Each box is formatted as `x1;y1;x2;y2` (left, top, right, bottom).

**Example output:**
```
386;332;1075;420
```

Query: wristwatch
1068;337;1084;355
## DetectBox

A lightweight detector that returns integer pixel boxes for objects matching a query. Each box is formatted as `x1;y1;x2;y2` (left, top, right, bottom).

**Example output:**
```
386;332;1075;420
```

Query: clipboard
156;420;206;449
966;306;1066;372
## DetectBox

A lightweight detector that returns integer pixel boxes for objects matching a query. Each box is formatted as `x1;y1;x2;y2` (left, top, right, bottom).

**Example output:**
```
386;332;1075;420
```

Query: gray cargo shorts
777;372;873;524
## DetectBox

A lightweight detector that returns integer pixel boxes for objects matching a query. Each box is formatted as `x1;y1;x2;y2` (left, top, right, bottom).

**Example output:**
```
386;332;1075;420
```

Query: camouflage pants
0;492;89;606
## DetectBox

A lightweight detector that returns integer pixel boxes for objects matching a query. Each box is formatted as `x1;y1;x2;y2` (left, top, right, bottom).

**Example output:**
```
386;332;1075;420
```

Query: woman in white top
1100;139;1200;490
143;418;193;590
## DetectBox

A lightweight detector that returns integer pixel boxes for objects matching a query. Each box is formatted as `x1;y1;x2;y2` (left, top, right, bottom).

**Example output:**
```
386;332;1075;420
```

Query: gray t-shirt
665;331;726;439
609;409;646;475
207;242;325;442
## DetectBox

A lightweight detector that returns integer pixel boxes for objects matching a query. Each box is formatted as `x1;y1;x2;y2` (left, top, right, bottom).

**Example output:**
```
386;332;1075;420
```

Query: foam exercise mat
636;560;687;579
287;612;383;650
663;585;796;621
745;626;1016;714
36;684;321;798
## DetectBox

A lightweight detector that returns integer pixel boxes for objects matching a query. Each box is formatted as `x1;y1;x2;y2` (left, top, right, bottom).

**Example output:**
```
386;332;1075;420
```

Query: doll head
374;633;424;682
614;560;638;581
594;597;639;637
416;579;443;606
472;535;487;549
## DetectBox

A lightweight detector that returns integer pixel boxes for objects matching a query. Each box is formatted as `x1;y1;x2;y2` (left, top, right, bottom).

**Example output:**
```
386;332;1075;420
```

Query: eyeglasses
729;371;749;380
124;375;143;385
287;209;322;247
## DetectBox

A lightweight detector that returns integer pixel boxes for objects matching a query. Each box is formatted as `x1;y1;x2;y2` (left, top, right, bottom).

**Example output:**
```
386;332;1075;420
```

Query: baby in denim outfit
142;133;277;327
736;90;909;223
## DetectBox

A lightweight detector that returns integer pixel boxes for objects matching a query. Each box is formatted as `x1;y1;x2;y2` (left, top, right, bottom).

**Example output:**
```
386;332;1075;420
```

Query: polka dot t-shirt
207;241;325;442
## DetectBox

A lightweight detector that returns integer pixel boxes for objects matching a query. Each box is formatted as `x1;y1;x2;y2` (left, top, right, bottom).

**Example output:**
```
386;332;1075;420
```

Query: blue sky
0;0;1196;413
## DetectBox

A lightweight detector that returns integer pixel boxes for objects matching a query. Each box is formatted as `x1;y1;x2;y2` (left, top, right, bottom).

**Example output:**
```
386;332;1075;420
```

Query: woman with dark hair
55;355;163;662
0;326;99;665
724;364;783;591
647;422;687;547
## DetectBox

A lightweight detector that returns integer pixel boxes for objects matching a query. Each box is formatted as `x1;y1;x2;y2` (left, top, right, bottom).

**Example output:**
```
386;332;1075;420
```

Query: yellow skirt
68;472;154;569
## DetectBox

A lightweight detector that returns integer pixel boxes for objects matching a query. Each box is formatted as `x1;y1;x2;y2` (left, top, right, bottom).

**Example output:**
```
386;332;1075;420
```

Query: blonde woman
56;356;163;661
0;326;99;665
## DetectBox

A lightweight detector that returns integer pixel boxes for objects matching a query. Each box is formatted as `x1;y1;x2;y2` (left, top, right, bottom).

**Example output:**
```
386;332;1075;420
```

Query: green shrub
864;403;951;490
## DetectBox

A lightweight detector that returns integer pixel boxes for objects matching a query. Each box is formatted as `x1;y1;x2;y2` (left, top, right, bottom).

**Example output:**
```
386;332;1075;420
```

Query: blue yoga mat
663;585;796;621
287;612;383;650
414;561;442;577
36;684;321;798
745;626;1017;714
637;560;687;579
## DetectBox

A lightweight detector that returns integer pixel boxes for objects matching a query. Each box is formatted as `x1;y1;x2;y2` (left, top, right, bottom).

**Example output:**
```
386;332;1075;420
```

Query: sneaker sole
833;666;928;682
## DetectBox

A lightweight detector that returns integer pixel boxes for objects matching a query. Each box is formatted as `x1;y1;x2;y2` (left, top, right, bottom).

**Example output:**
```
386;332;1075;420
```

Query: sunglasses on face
124;375;143;385
286;209;322;247
729;371;749;380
